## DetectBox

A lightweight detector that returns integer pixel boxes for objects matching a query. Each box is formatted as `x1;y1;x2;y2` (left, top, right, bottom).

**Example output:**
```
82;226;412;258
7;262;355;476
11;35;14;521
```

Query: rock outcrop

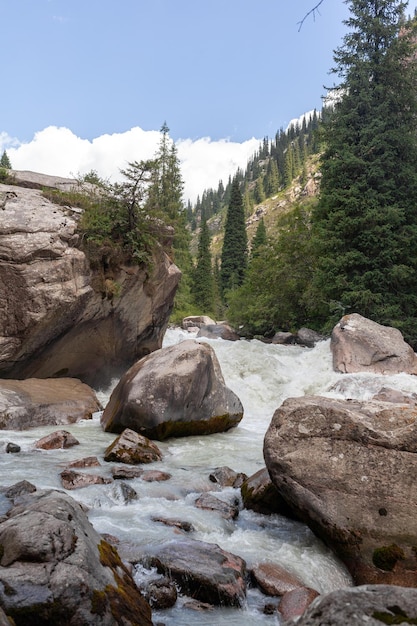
0;175;181;387
331;313;417;375
286;585;417;626
0;487;152;625
100;339;244;440
264;395;417;586
0;378;101;430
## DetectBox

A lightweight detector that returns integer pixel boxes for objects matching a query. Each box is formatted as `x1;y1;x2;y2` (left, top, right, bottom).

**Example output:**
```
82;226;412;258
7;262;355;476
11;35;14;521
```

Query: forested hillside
178;1;417;350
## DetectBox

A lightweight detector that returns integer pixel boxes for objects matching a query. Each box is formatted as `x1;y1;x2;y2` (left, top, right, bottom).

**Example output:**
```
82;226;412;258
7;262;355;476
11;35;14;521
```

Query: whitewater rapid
2;327;417;624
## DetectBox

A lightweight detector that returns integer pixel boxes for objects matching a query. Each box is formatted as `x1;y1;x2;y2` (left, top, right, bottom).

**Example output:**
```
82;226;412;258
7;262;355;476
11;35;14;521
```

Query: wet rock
295;327;324;348
65;456;101;468
5;442;20;453
2;480;37;502
142;577;178;609
34;429;79;449
197;323;240;341
101;340;243;440
331;313;417;375
0;378;101;430
103;428;162;464
288;585;417;626
271;332;296;345
278;587;320;621
0;489;152;625
60;469;112;490
241;468;298;518
251;562;307;596
195;493;240;520
111;481;138;504
264;394;417;586
183;599;214;611
209;466;247;488
140;470;171;482
372;386;417;404
111;466;144;479
143;538;246;607
151;517;194;533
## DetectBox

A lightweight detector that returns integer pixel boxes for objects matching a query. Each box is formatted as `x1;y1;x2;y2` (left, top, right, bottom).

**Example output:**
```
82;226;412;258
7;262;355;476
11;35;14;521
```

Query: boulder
251;562;307;596
264;395;417;586
194;493;240;520
197;323;240;341
295;327;324;348
0;489;152;625
103;428;163;464
65;456;101;468
100;340;244;440
60;469;112;490
278;587;320;622
142;538;246;607
209;466;247;488
271;332;296;345
182;315;216;329
287;585;417;626
151;517;194;533
0;178;181;388
241;468;298;517
34;429;79;450
0;378;100;430
331;313;417;375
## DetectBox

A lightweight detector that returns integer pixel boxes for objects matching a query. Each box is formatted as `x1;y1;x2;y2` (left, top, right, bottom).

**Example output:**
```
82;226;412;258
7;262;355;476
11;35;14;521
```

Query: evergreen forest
179;0;417;350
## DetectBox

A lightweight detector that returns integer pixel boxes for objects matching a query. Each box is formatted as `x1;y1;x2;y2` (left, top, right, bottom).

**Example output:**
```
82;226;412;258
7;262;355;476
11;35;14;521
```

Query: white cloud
1;126;260;203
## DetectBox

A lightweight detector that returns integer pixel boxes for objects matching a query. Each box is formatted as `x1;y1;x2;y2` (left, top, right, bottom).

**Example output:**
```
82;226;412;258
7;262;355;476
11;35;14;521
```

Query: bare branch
297;0;325;31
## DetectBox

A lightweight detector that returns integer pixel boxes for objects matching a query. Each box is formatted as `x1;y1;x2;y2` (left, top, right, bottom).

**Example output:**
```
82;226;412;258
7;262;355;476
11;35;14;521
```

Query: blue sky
2;0;417;201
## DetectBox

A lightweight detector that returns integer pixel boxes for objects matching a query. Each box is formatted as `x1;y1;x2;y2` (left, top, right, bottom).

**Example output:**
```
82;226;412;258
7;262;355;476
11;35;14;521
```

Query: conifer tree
312;0;417;344
220;178;248;297
0;150;11;169
192;218;215;312
251;218;267;259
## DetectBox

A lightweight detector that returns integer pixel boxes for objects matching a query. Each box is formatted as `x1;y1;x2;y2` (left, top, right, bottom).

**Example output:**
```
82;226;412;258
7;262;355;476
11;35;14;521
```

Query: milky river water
1;328;417;624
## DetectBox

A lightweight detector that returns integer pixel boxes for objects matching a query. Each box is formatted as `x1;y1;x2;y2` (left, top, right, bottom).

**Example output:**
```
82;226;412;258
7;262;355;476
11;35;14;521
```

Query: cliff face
0;173;181;387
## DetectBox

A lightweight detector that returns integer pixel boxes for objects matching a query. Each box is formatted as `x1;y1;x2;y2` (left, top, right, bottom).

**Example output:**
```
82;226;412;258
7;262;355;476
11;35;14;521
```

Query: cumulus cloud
1;126;260;203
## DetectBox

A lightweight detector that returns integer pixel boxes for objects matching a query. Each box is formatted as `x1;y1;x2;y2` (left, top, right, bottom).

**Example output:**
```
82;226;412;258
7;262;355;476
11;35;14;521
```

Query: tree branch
297;0;325;31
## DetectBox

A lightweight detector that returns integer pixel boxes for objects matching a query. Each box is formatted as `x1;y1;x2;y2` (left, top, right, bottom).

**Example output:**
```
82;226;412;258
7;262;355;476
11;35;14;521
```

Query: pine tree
147;122;183;221
220;178;248;297
251;218;267;259
192;219;215;312
312;0;417;344
0;150;11;169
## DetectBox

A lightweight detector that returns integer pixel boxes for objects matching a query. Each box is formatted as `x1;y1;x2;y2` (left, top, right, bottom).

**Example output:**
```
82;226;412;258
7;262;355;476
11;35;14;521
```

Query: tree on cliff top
311;0;417;345
0;150;11;169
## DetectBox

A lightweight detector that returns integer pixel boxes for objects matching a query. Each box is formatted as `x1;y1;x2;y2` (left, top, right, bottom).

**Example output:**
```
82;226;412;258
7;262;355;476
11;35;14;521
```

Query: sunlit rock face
331;313;417;375
0;174;181;387
264;394;417;587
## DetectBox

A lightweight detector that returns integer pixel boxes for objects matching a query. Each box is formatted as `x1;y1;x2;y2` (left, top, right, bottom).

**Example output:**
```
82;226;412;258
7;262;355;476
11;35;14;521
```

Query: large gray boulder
0;175;181;387
331;313;417;375
0;378;101;430
264;395;417;586
101;339;243;440
0;488;152;625
284;585;417;626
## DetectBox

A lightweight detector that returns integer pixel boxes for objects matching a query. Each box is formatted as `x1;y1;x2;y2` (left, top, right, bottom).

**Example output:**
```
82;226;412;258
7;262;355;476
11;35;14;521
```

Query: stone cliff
0;172;181;387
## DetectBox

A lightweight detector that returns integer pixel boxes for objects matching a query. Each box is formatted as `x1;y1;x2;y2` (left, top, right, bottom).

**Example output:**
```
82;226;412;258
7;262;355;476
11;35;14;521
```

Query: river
2;327;417;624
